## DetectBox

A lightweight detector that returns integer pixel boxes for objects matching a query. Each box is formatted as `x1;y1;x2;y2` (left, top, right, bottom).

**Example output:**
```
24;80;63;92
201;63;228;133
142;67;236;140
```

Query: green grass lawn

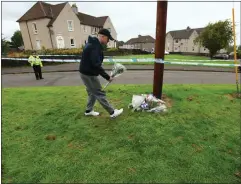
2;85;240;183
113;54;209;60
107;54;237;66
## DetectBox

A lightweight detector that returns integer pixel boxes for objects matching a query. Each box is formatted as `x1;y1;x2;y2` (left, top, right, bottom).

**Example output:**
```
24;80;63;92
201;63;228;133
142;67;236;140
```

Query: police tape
5;55;239;62
37;55;235;61
2;57;241;67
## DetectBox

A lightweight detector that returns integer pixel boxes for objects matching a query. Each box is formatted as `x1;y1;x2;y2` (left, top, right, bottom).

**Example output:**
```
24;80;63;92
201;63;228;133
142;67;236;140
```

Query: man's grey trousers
80;73;114;114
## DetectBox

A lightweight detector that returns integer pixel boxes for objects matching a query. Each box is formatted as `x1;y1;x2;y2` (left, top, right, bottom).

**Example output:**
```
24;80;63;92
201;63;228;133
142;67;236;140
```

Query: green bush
107;47;119;52
5;48;151;59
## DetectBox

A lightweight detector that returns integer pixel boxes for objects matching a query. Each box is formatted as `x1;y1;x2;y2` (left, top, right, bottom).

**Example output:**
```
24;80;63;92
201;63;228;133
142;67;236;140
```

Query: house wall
165;33;174;52
80;24;92;46
187;31;200;53
19;18;52;50
141;43;154;52
19;3;118;50
52;3;82;49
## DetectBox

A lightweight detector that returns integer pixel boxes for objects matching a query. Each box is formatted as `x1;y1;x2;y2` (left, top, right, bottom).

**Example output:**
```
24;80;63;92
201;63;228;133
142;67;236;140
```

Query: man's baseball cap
98;28;114;41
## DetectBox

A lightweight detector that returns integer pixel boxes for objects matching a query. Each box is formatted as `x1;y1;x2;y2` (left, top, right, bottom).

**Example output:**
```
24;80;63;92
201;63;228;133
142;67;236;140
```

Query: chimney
72;3;78;14
138;35;141;38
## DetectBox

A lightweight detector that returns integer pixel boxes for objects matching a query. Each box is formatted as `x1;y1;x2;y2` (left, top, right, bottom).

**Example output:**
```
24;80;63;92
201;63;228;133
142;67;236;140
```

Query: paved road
2;71;240;88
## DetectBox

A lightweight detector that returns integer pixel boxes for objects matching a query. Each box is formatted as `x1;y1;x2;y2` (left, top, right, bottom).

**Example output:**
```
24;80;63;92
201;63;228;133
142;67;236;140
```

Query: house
122;35;155;52
165;26;209;54
17;1;117;50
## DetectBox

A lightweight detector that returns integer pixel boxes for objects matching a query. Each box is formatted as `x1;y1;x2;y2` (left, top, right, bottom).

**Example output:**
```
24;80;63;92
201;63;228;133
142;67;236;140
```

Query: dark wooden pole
153;0;168;99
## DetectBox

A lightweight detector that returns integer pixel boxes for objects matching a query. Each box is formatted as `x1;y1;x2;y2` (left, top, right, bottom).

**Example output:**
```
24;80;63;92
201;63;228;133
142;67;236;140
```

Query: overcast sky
1;0;241;44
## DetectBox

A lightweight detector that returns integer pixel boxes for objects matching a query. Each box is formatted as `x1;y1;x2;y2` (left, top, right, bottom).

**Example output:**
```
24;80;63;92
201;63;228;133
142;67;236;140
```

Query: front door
36;40;41;50
56;36;65;49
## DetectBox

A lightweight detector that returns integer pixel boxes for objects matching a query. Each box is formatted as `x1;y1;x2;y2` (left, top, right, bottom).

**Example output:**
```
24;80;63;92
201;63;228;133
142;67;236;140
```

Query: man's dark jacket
79;36;110;81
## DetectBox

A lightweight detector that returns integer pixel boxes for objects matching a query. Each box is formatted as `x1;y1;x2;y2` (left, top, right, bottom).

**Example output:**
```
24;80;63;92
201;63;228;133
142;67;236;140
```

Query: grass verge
2;85;240;183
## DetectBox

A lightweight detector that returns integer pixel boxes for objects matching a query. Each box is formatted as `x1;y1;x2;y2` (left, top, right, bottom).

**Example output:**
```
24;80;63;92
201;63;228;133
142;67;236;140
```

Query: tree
194;19;233;59
72;3;77;7
1;34;10;55
11;30;23;48
227;44;239;54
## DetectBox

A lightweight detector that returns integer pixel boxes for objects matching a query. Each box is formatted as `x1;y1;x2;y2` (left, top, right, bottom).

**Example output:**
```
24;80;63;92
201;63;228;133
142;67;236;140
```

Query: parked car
213;53;229;60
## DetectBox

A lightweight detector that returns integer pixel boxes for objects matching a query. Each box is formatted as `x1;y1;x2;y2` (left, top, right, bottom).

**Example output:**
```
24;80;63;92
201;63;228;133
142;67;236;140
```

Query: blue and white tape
2;57;240;67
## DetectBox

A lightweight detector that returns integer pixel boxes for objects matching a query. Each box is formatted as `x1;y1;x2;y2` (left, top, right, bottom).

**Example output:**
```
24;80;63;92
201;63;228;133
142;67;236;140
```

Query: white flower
110;63;126;78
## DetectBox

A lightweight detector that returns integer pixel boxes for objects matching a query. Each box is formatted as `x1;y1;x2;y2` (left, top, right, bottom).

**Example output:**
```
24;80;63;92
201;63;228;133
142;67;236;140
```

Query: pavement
2;70;240;88
1;63;237;74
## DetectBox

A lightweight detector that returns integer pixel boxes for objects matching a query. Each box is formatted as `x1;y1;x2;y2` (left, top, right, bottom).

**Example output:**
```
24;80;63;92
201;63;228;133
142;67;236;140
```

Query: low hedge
6;48;150;58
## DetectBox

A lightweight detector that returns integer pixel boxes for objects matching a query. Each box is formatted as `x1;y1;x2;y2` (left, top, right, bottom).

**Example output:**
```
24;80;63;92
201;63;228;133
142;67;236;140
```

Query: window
83;25;87;32
91;27;98;34
67;20;74;31
70;38;75;47
32;23;38;34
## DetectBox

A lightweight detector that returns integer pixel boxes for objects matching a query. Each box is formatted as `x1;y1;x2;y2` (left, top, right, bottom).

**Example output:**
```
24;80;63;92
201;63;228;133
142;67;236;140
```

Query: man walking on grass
79;28;123;118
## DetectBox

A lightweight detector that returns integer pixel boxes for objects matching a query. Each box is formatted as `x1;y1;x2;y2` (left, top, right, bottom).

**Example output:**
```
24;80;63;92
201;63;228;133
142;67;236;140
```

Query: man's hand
109;76;114;82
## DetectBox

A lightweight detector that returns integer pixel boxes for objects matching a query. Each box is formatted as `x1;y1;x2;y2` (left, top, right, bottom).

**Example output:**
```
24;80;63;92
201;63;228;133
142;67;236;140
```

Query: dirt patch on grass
45;135;56;141
128;134;134;140
162;94;173;108
187;94;199;102
128;167;136;173
15;126;22;130
235;171;241;178
225;93;241;100
192;144;203;153
14;125;28;131
67;142;83;151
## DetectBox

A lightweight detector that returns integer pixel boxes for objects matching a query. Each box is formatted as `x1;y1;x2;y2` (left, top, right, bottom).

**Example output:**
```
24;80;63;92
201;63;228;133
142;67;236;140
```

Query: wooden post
153;1;168;99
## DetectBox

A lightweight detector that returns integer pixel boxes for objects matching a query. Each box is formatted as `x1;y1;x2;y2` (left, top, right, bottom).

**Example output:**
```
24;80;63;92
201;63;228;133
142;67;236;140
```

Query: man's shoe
85;111;100;116
40;78;44;80
110;109;123;118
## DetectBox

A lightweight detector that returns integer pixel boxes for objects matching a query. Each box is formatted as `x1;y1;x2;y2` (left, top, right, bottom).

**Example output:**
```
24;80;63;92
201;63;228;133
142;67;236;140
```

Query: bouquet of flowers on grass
128;94;167;113
103;63;127;89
